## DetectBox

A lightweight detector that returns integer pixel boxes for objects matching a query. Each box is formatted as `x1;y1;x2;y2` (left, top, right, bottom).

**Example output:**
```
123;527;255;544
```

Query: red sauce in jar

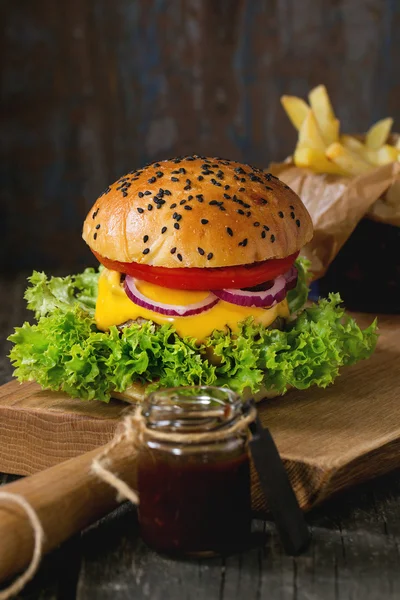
136;386;253;556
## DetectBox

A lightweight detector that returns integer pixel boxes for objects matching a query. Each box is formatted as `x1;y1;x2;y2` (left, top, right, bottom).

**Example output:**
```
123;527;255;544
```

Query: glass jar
136;386;254;557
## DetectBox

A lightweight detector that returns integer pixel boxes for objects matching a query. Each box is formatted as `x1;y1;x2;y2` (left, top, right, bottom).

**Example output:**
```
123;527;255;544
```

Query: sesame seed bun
82;156;313;268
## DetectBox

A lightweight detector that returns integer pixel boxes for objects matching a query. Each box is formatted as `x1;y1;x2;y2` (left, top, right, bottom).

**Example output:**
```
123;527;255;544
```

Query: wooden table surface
1;273;400;600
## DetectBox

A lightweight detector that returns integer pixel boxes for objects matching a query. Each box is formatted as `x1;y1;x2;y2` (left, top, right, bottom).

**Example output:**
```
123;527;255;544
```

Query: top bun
82;156;313;268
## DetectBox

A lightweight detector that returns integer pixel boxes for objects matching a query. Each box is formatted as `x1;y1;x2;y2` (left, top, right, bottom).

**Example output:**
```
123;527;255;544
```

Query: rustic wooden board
0;313;399;512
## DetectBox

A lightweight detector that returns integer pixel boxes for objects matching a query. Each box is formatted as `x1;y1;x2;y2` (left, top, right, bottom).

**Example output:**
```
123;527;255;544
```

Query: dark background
1;0;399;273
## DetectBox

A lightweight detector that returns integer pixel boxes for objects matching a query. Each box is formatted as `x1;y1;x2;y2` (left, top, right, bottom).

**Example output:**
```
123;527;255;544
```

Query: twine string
0;492;45;600
92;404;257;504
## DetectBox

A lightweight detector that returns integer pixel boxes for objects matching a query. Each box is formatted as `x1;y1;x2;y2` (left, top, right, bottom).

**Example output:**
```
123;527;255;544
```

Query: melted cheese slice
96;268;289;342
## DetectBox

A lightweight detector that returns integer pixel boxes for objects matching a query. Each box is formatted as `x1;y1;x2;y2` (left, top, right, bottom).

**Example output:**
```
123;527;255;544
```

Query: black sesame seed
271;234;276;243
250;174;262;183
148;204;153;211
263;225;270;231
138;192;144;198
296;219;301;227
237;209;245;215
265;173;272;181
137;207;144;214
196;194;204;202
144;191;151;196
198;175;204;181
209;200;219;206
197;247;205;256
226;227;233;237
239;187;245;192
171;170;180;174
261;230;266;239
177;253;183;262
122;191;128;197
180;199;187;205
143;248;150;255
290;212;295;219
174;223;180;230
265;186;273;191
223;193;231;199
238;238;248;247
224;185;230;190
184;205;192;210
284;185;290;189
188;195;193;200
184;184;191;191
158;188;164;197
93;232;97;240
170;203;177;209
95;224;101;230
173;212;178;219
235;167;245;174
240;177;246;183
278;211;284;218
185;179;191;186
170;247;177;254
148;177;156;184
289;205;294;210
171;177;179;182
92;209;99;219
234;175;239;180
143;235;149;243
161;226;167;234
164;190;172;196
219;206;226;211
201;219;208;224
153;163;160;167
176;214;182;221
253;222;260;227
179;168;186;174
207;252;213;260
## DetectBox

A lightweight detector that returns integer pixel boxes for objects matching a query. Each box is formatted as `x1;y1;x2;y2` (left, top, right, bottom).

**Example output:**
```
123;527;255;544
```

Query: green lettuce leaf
287;256;312;314
24;268;100;319
8;264;378;401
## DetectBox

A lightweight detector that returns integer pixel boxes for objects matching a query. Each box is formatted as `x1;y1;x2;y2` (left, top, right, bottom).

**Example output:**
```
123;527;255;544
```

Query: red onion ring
213;267;298;308
124;276;219;317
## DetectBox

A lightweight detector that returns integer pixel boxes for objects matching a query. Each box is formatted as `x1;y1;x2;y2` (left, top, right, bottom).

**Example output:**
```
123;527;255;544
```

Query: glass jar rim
142;386;244;433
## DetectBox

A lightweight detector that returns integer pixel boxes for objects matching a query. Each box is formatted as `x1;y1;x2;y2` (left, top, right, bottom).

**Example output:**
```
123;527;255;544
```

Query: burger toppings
213;266;298;308
92;250;299;290
124;276;219;317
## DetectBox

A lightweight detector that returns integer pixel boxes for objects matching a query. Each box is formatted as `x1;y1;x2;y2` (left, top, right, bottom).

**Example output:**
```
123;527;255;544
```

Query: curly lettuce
8;261;378;402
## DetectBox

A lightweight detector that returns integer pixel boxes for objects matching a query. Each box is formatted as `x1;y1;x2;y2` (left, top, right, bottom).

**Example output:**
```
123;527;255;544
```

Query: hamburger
9;156;377;403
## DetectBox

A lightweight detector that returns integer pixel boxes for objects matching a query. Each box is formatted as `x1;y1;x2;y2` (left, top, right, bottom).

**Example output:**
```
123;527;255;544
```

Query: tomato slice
93;250;299;290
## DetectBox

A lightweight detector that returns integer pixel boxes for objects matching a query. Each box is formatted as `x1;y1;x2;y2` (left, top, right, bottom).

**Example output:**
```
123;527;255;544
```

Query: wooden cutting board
1;313;399;512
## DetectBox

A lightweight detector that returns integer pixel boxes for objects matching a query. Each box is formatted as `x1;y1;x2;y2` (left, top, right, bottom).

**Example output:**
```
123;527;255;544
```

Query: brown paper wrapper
269;159;400;280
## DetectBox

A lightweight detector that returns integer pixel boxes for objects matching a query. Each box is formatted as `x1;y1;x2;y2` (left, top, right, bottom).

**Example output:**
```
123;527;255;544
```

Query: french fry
297;109;326;152
280;95;310;131
325;143;373;176
368;144;399;166
395;137;400;151
308;85;339;145
340;135;364;152
365;117;393;150
294;148;347;175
